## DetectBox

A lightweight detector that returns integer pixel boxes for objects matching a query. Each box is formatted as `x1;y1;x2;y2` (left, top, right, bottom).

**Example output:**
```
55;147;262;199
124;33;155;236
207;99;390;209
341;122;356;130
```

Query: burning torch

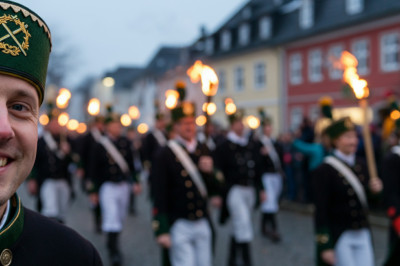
187;60;219;129
340;51;378;181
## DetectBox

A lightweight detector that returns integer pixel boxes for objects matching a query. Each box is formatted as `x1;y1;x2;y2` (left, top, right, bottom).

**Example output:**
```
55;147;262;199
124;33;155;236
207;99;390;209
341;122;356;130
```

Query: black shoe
110;252;122;266
271;232;281;243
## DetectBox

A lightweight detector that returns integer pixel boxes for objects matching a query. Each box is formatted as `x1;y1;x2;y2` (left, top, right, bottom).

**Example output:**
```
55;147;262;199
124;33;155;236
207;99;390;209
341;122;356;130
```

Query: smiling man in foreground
0;1;102;265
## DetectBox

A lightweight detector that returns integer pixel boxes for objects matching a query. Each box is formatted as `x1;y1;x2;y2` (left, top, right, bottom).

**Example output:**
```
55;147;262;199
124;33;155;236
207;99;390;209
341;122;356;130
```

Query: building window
259;16;272;40
218;70;226;94
242;7;252;19
221;30;231;51
254;62;266;90
346;0;363;15
290;53;303;85
290;107;303;131
234;66;245;92
328;44;344;80
299;0;314;29
308;49;323;82
352;39;369;75
381;33;400;72
205;37;214;55
309;105;319;122
239;23;250;46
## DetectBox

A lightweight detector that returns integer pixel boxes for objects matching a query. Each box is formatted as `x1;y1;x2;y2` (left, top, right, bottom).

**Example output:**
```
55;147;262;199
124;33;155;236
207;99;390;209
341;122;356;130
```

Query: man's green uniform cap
324;117;356;139
0;1;51;105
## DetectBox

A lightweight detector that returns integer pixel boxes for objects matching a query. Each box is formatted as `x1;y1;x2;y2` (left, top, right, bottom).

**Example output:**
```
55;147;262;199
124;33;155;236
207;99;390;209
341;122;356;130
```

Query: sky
22;0;246;88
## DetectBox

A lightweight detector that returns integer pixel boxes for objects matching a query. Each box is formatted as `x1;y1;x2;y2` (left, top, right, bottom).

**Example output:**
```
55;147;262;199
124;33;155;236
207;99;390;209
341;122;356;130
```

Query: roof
204;0;400;59
104;66;144;90
141;46;189;79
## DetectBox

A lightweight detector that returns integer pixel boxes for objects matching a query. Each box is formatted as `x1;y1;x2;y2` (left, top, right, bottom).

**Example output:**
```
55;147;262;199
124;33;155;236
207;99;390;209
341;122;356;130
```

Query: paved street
18;179;389;266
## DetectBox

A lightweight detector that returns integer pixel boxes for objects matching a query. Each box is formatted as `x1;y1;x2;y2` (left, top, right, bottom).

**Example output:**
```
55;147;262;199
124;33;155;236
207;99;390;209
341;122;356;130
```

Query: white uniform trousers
40;179;70;221
334;228;374;266
99;181;130;232
170;218;212;266
261;173;282;213
227;185;256;243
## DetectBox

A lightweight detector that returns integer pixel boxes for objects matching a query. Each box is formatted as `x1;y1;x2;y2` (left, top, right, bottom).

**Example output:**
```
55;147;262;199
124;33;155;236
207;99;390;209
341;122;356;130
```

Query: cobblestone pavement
18;180;388;266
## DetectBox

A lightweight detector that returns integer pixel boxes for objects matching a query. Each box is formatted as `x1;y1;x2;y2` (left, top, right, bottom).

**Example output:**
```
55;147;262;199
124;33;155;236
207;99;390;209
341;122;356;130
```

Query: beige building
210;48;283;135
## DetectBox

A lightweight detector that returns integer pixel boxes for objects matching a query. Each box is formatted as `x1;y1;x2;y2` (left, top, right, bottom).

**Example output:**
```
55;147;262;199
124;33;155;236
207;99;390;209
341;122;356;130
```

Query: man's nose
0;106;14;140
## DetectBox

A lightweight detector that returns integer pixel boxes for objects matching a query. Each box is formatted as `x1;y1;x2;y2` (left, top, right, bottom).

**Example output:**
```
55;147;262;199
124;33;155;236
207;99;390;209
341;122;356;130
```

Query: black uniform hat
104;104;120;124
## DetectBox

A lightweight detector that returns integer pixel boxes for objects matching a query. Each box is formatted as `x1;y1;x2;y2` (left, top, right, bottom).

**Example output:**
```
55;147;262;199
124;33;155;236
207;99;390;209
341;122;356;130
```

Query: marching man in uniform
30;106;73;224
152;89;222;266
258;113;283;243
142;102;168;198
382;132;400;265
312;117;382;266
215;109;263;266
78;115;105;233
89;108;141;266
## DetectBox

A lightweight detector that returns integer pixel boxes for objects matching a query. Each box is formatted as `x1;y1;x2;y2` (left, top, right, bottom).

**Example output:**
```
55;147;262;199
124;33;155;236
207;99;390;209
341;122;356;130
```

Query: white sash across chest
168;140;208;198
324;156;368;210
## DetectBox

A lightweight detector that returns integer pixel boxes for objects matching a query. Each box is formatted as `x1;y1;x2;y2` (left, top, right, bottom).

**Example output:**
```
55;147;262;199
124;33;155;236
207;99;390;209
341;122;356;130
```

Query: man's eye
11;104;26;111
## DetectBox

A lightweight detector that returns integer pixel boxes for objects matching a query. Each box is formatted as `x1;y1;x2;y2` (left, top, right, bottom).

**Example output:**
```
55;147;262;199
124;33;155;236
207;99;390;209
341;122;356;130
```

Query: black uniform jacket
151;141;222;236
215;136;263;224
382;148;400;265
1;195;102;265
88;135;136;193
312;156;378;266
257;138;284;174
141;131;165;170
31;134;72;188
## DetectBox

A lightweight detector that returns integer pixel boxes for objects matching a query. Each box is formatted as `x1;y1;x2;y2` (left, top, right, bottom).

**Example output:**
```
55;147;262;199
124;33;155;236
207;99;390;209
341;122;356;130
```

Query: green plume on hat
170;81;195;123
319;96;333;119
0;1;52;105
258;107;271;126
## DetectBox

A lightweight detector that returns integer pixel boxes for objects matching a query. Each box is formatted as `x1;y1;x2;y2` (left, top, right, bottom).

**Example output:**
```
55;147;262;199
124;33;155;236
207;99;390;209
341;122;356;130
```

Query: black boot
94;204;102;234
228;237;238;266
107;232;122;266
269;213;281;243
240;242;252;266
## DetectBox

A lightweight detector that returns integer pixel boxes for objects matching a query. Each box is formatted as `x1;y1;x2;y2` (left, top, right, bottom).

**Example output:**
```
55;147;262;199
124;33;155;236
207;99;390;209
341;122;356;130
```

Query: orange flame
187;60;219;97
165;90;179;109
340;51;369;99
88;98;100;116
225;98;237;115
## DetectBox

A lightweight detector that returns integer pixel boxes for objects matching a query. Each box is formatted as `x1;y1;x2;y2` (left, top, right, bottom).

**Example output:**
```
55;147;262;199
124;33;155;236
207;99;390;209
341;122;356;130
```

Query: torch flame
340;51;369;99
56;88;71;109
225;98;237;115
165;90;179;109
187;60;219;97
88;98;100;116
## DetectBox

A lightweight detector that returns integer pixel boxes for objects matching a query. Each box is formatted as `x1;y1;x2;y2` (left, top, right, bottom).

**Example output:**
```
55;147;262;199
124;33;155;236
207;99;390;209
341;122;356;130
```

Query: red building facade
286;15;400;130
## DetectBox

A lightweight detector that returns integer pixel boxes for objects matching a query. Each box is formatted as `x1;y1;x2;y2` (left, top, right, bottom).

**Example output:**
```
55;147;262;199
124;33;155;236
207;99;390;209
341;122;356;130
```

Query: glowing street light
103;77;115;88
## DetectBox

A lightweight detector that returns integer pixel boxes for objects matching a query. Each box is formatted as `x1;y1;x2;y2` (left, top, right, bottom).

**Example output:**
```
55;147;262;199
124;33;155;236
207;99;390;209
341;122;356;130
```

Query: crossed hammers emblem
0;22;28;56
